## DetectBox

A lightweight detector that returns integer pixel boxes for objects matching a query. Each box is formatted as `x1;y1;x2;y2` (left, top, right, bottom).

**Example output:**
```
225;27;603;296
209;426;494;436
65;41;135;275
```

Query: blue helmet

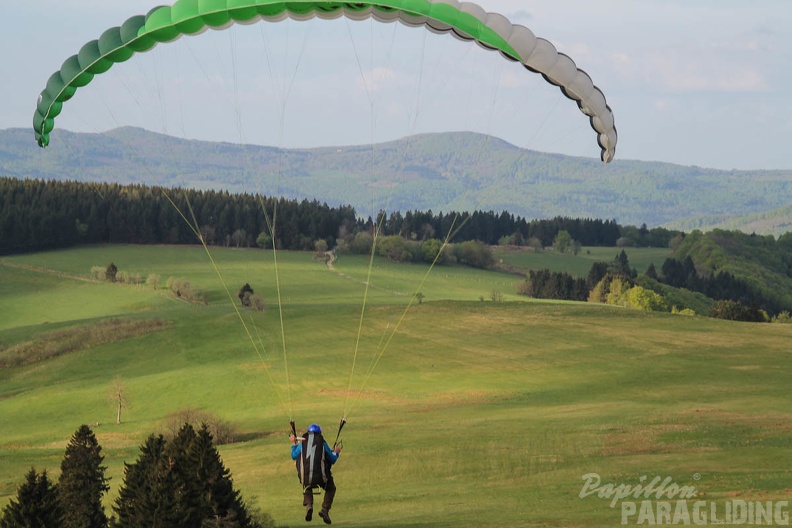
307;424;322;434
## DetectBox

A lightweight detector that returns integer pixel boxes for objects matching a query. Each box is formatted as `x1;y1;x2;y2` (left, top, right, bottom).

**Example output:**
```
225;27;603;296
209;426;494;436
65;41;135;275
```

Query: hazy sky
2;1;791;170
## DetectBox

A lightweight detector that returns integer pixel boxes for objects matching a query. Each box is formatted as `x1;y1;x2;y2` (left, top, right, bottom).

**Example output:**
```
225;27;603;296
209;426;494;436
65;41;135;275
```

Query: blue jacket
292;441;339;464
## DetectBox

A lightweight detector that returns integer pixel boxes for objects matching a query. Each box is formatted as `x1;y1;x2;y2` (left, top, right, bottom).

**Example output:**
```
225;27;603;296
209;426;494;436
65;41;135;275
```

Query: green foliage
105;263;118;283
593;275;669;313
58;425;109;528
772;311;792;323
671;306;696;316
420;238;444;264
709;300;768;322
673;229;792;314
0;468;62;528
587;276;608;303
646;262;658;279
348;231;373;255
112;425;259;528
255;232;272;249
605;277;631;307
377;235;411;262
552;230;574;254
625;286;668;312
238;283;254;307
521;269;588;301
452;241;494;269
635;275;714;315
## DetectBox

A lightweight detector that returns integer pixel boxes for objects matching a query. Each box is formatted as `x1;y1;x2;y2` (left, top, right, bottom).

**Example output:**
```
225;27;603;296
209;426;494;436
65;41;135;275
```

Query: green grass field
493;246;672;278
1;245;790;527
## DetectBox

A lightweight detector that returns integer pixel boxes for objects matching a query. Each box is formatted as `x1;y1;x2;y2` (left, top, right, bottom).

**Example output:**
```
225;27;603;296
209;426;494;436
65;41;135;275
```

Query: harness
296;432;329;492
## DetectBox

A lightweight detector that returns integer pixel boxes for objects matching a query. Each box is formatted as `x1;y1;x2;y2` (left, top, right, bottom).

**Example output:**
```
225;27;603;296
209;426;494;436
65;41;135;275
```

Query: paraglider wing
32;0;617;162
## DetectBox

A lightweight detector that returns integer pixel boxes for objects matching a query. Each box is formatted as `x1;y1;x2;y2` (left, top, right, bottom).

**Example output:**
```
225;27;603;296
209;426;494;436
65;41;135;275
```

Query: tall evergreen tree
111;434;177;528
58;425;110;528
188;425;255;526
112;425;260;528
0;467;62;528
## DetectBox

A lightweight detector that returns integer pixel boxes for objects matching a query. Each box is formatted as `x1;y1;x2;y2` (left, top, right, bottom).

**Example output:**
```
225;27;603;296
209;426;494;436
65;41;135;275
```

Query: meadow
492;245;672;278
1;245;790;527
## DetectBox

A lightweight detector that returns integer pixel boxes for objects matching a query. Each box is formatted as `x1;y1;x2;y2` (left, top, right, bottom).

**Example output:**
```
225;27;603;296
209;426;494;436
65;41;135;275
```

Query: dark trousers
303;476;336;512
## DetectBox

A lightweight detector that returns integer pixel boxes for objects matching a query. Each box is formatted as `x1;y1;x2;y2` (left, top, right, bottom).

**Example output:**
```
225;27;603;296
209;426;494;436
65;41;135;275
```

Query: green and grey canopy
33;0;617;162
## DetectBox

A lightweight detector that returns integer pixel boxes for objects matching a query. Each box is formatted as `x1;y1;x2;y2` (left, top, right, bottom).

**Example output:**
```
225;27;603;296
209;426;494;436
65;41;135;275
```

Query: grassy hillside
674;230;792;314
3;127;792;230
1;246;791;527
665;204;792;238
492;246;671;278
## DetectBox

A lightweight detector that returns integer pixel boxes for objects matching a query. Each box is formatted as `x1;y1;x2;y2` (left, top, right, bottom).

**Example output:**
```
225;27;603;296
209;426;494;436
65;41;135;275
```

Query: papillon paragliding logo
579;473;790;526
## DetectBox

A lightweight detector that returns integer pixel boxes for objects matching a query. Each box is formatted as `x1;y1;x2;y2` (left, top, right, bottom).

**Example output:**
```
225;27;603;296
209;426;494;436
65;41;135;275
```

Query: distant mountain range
2;127;791;234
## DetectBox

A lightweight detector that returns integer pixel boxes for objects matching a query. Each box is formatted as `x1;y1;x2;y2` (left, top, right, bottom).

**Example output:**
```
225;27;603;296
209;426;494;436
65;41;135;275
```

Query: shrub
105;263;118;282
256;231;272;249
349;231;374;255
453;240;494;269
378;235;411;262
772;311;792;323
606;277;631;307
709;300;767;322
167;277;206;304
90;266;105;281
238;283;254;306
146;273;160;289
249;294;265;311
162;409;238;445
421;239;445;264
626;286;668;312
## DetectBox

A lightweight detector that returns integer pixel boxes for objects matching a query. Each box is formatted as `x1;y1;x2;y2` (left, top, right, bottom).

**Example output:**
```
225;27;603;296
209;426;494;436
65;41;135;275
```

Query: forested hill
2;127;791;232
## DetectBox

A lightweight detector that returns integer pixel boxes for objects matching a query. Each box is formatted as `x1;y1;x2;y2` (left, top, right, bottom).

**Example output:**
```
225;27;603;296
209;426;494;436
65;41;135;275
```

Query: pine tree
189;425;254;526
646;262;658;280
111;434;177;528
58;425;110;528
0;467;62;528
111;425;261;528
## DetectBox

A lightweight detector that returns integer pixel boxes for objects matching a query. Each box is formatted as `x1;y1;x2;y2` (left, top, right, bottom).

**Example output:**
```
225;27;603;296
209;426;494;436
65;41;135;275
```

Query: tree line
1;176;679;256
0;177;355;255
520;248;792;321
0;424;272;528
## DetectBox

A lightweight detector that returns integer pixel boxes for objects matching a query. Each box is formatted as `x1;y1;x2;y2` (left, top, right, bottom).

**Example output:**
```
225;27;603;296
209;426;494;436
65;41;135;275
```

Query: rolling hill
1;245;791;527
2;126;792;231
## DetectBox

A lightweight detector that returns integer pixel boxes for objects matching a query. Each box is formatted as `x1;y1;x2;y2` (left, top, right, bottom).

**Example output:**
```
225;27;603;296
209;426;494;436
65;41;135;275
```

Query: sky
2;0;791;171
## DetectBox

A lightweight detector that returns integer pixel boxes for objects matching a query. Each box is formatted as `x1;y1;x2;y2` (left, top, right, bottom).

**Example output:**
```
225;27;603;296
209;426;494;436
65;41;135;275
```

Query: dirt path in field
322;250;407;297
325;250;337;270
0;260;96;283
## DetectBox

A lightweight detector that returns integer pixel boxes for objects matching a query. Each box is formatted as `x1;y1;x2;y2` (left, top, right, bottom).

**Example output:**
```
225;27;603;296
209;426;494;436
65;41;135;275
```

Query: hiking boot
305;506;313;521
318;510;331;524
